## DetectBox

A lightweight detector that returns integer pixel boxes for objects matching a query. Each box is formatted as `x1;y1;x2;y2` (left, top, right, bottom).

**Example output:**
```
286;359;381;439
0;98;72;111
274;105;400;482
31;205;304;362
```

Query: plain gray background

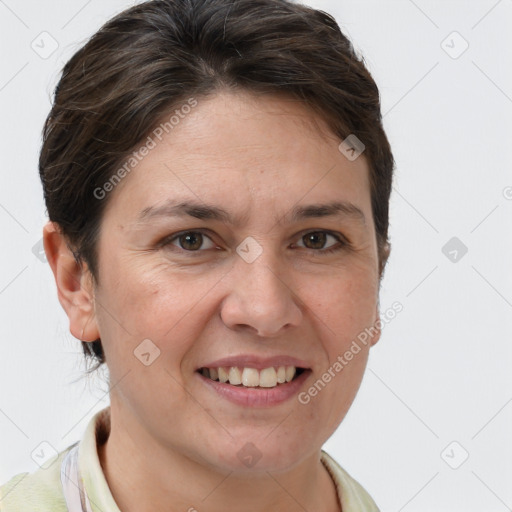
0;1;511;510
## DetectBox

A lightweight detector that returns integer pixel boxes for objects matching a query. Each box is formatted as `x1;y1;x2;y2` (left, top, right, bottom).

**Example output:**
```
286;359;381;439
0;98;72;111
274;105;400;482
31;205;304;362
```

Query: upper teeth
201;366;297;387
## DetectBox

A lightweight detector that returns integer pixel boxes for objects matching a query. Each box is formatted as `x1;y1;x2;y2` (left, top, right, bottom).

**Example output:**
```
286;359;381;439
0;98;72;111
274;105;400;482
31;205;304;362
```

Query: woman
0;0;394;510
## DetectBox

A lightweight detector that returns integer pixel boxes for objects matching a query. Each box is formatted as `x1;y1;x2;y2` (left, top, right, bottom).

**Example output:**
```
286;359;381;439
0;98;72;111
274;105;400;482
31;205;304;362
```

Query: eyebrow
136;199;366;226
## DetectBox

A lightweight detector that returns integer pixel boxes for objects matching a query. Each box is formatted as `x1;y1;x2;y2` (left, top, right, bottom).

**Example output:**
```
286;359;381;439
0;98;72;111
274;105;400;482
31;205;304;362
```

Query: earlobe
42;221;100;342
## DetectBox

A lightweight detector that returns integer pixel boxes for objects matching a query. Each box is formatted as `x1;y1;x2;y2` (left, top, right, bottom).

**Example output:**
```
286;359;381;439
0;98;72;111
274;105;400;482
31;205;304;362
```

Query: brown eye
165;231;216;251
179;232;203;250
294;231;348;255
302;232;328;250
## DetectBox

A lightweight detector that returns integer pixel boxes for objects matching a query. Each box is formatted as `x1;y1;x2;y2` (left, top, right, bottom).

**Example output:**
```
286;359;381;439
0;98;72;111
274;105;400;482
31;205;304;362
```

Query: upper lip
196;355;311;371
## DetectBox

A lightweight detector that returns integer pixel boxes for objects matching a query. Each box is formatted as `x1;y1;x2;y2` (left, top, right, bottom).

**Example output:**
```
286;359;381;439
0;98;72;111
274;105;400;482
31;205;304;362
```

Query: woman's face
88;90;382;473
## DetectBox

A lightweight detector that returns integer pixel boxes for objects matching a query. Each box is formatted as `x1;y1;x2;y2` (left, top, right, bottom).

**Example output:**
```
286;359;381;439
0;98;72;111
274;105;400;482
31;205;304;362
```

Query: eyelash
159;229;350;256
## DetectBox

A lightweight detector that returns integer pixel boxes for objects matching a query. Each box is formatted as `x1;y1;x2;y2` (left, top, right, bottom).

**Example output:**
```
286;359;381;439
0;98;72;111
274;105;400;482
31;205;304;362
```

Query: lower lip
197;370;311;407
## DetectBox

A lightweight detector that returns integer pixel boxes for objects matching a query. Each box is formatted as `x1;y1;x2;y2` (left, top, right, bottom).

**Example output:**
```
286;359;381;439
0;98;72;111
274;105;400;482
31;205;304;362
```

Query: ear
369;303;383;347
378;241;391;279
42;221;100;342
371;242;391;347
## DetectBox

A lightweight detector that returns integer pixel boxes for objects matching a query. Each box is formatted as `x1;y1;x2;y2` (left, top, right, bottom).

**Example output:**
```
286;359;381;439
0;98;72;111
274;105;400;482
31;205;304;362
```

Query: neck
97;407;341;512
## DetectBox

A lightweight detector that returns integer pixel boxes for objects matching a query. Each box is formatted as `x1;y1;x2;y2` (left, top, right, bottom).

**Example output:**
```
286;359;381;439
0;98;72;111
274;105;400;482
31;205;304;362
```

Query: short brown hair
39;0;394;374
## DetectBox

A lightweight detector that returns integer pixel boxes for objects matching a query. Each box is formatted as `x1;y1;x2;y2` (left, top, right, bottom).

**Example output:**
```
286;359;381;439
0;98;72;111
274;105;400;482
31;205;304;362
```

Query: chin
202;436;314;475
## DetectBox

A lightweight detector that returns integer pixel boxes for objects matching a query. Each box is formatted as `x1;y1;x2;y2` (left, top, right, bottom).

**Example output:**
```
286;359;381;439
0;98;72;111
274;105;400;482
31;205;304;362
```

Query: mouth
196;366;307;389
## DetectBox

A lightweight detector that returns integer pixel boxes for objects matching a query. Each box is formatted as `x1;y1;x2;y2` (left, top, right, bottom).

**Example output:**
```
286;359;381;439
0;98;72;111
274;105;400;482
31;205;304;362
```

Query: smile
196;365;311;407
198;366;306;388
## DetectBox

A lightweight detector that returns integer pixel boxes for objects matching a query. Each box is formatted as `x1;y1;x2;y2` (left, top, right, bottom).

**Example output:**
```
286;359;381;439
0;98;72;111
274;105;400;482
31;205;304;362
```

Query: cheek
306;266;379;341
300;267;376;420
95;261;222;368
102;259;204;327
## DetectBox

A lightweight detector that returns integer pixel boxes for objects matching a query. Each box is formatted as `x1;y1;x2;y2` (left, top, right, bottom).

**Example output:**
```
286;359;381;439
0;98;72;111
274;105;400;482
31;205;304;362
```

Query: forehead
103;90;373;226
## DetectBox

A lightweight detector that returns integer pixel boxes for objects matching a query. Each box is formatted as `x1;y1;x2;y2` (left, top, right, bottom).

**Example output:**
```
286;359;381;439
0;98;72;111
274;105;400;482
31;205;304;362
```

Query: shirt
0;406;380;511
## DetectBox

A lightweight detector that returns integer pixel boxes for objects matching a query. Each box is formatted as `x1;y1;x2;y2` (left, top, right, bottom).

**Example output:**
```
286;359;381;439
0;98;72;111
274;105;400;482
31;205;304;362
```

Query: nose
219;251;303;337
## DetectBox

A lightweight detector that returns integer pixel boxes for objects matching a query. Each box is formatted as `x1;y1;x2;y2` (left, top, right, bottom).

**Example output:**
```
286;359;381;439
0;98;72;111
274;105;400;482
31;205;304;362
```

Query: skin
44;90;389;512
